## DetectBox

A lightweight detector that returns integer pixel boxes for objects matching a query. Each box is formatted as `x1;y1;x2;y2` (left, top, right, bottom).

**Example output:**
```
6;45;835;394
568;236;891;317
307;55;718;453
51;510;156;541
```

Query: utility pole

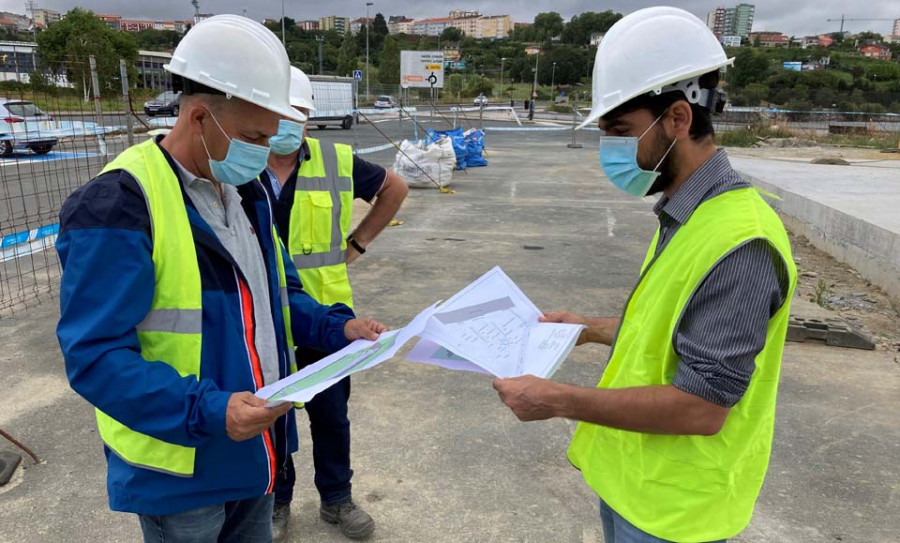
26;0;37;71
366;2;373;101
281;0;286;46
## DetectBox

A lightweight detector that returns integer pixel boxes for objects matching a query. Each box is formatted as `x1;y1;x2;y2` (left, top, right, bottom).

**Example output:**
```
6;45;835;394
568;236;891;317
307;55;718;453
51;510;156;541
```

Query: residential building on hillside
413;17;453;36
97;14;121;31
724;3;754;39
297;20;319;31
32;8;60;27
119;19;155;33
893;17;900;38
859;43;892;60
350;17;373;36
451;15;480;37
388;16;414;34
320;15;350;34
477;15;513;39
749;31;788;47
706;7;726;39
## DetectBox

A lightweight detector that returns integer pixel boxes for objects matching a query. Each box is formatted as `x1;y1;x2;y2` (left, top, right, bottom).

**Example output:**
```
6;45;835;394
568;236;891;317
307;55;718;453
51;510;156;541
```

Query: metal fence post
568;103;582;149
120;59;134;147
89;55;108;157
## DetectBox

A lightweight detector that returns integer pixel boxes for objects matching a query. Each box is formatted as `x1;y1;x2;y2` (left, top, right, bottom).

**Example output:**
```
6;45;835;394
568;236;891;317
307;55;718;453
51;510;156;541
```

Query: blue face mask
268;118;307;155
598;113;677;197
200;109;271;186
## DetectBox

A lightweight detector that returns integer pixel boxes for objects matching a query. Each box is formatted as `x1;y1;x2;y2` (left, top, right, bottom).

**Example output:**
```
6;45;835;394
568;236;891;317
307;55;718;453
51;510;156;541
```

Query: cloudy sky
2;0;897;37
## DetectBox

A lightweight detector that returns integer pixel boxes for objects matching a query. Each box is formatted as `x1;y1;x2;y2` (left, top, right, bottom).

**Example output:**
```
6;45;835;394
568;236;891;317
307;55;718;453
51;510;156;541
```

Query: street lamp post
366;2;373;101
500;57;506;100
551;62;557;93
280;0;286;46
316;35;325;74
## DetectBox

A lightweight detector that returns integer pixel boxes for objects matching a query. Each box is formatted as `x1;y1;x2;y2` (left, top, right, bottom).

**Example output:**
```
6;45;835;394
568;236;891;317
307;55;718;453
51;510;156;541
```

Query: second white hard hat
578;6;733;129
164;14;303;122
289;67;316;111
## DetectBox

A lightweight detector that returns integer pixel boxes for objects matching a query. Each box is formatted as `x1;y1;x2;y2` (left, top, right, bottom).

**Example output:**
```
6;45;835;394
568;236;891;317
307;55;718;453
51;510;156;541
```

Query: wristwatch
347;235;366;255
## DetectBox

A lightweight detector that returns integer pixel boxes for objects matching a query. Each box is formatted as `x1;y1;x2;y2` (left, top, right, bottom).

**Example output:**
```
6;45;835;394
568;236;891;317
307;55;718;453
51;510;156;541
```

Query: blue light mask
269;117;308;156
598;112;677;197
200;109;271;187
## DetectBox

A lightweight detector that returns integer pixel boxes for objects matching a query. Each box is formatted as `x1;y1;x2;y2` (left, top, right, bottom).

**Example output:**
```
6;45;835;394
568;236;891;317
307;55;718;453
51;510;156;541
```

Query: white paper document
256;267;583;406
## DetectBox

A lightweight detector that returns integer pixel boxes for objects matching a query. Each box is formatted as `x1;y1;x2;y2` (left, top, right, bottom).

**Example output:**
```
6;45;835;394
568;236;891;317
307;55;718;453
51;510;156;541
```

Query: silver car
0;99;58;156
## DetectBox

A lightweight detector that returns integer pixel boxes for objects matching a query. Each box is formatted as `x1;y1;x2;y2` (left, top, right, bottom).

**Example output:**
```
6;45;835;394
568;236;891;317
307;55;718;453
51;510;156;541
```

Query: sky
2;0;897;38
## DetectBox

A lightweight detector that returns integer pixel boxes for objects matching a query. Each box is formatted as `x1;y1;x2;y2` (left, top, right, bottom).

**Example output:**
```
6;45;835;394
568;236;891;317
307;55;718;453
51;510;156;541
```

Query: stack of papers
256;267;584;406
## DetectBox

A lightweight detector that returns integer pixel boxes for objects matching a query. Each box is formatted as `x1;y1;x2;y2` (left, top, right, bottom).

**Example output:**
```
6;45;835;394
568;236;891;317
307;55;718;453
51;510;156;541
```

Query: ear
186;100;208;136
668;100;693;141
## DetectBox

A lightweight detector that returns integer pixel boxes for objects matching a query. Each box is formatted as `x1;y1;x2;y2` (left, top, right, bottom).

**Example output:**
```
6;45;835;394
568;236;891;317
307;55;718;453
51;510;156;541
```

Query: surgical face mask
268;117;307;155
200;109;271;186
598;113;677;197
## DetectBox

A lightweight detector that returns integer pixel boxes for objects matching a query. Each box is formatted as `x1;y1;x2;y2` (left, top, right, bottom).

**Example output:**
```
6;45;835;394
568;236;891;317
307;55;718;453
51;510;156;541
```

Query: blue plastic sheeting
426;127;468;170
464;129;487;168
0;150;100;165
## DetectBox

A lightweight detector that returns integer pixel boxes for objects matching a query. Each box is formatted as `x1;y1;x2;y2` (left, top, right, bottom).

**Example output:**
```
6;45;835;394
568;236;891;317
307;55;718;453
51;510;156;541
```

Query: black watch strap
347;236;366;255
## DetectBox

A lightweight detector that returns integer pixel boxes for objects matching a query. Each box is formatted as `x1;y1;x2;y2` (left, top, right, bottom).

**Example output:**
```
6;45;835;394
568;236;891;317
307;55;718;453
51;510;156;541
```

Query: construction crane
826;15;894;35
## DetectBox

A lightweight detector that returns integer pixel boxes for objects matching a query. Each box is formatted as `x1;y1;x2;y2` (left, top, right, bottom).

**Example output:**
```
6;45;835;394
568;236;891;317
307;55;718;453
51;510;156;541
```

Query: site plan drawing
257;267;584;406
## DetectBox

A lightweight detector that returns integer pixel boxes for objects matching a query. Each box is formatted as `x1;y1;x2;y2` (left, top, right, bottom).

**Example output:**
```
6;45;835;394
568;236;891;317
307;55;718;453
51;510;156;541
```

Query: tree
533;12;564;42
373;13;388;39
855;31;883;43
377;36;400;84
441;26;463;43
561;11;622;45
539;45;589;86
446;73;464;94
464;74;493;97
133;29;182;51
335;32;358;77
730;49;770;88
37;8;137;96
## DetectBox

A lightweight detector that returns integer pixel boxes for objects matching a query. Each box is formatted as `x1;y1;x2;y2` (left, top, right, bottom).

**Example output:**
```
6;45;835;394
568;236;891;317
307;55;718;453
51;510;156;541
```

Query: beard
644;126;678;196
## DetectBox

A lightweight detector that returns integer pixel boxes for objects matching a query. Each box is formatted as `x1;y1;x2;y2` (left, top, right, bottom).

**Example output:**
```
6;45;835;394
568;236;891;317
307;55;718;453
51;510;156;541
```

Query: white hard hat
164;14;303;122
289;67;316;111
578;7;733;129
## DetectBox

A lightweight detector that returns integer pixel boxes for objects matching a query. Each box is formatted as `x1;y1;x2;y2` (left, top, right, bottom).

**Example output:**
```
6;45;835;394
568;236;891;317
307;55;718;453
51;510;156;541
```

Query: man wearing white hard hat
493;7;797;542
260;66;407;541
56;15;386;542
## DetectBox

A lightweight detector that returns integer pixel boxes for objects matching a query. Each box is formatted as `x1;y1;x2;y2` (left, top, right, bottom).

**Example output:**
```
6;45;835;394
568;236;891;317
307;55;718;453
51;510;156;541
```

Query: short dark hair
602;70;720;142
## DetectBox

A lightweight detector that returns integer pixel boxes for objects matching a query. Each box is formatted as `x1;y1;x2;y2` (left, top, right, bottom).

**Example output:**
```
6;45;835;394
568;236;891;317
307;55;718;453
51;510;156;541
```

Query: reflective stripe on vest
566;188;798;542
289;137;355;308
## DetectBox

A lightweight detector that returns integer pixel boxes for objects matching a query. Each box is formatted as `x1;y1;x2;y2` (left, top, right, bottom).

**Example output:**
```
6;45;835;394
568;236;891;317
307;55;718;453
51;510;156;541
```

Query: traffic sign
400;51;444;89
353;70;363;81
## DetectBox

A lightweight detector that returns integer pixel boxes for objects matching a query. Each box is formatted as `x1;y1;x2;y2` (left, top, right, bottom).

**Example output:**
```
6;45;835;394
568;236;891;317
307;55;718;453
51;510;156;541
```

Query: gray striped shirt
653;149;789;408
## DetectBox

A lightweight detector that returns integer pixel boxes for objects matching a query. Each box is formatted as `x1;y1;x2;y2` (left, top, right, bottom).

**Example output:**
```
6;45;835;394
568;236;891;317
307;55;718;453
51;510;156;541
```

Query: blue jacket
56;139;354;515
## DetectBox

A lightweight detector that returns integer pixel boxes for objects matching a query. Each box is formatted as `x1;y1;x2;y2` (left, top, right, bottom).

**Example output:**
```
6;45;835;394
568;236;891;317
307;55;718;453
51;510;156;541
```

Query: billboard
401;51;445;89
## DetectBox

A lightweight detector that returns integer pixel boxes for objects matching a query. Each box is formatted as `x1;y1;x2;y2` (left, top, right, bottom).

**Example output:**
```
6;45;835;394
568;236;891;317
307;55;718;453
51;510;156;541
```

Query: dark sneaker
272;502;290;543
320;499;376;540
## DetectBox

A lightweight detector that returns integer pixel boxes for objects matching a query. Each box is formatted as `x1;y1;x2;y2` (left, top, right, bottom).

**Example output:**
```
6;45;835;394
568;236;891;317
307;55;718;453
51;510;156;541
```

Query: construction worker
55;16;386;542
493;7;797;543
260;67;408;541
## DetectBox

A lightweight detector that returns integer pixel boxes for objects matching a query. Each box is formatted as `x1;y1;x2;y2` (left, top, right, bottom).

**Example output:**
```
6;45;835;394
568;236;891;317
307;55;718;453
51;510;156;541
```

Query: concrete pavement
731;154;900;301
1;132;898;542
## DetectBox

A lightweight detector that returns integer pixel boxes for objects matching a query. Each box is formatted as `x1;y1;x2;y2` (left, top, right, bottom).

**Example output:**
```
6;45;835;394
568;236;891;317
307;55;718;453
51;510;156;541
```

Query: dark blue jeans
139;494;273;543
274;375;352;507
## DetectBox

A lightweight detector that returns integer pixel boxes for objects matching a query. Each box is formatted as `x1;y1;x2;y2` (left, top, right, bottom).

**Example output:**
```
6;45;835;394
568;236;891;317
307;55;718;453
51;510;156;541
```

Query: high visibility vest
288;137;355;308
567;188;798;542
93;139;293;477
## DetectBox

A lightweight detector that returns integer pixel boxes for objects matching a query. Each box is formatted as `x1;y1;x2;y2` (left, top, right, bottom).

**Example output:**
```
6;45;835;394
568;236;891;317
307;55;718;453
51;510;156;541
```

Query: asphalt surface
1;122;898;543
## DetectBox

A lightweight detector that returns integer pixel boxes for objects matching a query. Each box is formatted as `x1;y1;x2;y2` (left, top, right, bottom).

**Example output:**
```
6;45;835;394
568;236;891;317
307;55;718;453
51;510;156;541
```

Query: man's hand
492;375;565;422
346;244;363;265
225;392;292;442
540;311;590;345
344;318;388;341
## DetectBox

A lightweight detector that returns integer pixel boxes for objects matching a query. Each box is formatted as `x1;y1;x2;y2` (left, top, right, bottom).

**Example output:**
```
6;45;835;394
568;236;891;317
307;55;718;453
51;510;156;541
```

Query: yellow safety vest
567;188;797;542
289;137;355;308
93;139;293;477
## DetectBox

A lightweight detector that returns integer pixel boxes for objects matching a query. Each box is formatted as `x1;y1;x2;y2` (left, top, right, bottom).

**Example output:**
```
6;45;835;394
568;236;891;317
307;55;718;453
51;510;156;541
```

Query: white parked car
373;95;396;109
473;94;489;107
0;99;58;156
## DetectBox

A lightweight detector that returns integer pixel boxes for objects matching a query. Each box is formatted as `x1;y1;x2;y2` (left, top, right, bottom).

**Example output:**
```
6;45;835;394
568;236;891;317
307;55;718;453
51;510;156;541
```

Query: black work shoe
272;502;290;543
320;499;376;540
